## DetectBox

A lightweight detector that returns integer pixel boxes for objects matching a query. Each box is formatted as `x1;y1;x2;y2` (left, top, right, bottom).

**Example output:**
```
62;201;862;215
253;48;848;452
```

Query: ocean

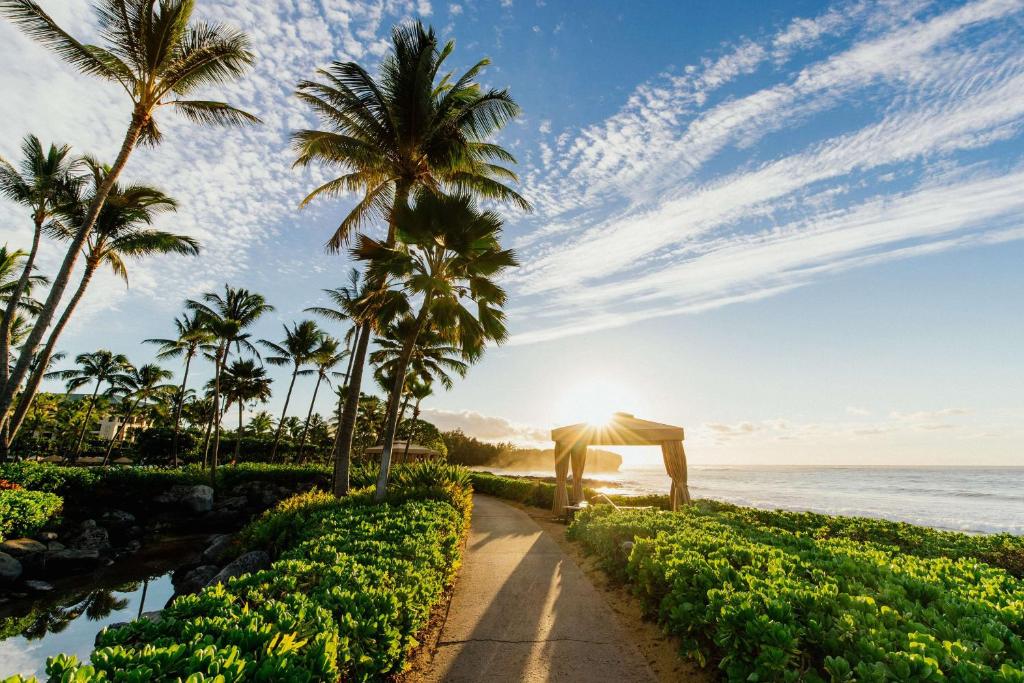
473;465;1024;535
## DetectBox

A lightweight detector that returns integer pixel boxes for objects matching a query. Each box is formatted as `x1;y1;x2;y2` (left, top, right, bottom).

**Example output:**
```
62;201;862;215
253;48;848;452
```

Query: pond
0;534;208;679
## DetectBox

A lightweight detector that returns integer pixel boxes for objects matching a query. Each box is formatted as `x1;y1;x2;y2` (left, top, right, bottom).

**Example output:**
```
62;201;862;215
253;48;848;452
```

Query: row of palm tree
0;0;260;460
2;1;530;502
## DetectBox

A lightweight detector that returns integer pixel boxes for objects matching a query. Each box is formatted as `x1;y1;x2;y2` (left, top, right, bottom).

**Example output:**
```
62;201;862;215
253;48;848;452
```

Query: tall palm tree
305;268;362;386
219;358;271;463
0;135;80;425
292;22;529;497
259;320;323;462
185;286;272;480
0;0;260;425
145;312;215;465
356;190;516;500
103;363;174;464
296;336;345;461
4;162;199;447
371;318;469;394
398;374;434;462
53;350;132;459
0;246;49;318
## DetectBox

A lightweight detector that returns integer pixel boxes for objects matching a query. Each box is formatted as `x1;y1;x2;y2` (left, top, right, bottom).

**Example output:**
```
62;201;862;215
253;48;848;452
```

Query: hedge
471;472;1024;576
8;462;472;682
569;506;1024;682
468;471;669;510
0;488;62;541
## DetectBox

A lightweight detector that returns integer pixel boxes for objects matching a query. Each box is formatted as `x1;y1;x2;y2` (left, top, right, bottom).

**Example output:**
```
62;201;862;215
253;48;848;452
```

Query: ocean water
475;465;1024;535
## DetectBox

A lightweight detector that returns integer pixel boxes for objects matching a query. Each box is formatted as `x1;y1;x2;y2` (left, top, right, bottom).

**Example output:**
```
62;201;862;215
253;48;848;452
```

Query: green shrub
10;473;472;682
0;488;62;541
469;471;671;510
569;506;1024;681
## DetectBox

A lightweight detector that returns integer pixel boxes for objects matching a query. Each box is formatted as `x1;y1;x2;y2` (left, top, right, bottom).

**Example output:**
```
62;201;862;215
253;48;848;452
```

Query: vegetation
0;486;62;541
8;463;472;682
569;505;1024;681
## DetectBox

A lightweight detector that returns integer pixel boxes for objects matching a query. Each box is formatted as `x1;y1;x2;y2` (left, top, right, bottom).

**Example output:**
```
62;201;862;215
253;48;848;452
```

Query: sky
2;0;1023;467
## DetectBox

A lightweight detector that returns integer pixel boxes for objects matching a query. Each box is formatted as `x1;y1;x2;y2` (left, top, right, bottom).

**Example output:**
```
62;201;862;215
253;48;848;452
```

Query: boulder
70;523;111;553
45;548;100;575
157;485;214;514
0;538;47;558
47;541;65;552
0;552;22;584
100;510;137;541
205;551;270;588
176;564;219;595
214;495;248;512
200;534;236;565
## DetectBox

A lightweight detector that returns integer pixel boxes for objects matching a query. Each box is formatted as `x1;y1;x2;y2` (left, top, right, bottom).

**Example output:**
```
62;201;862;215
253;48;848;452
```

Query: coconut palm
398;374;434;461
103;363;174;464
247;410;273;437
4;162;199;447
185;286;272;478
356;190;516;499
296;336;345;461
145;312;215;465
259;320;323;462
0;135;80;422
371;317;468;394
305;268;363;385
0;0;260;425
0;246;49;319
219;358;271;463
293;22;529;497
53;350;132;459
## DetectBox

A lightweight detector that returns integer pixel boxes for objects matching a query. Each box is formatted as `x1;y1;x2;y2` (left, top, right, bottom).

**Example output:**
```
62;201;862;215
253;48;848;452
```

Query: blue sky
2;0;1023;466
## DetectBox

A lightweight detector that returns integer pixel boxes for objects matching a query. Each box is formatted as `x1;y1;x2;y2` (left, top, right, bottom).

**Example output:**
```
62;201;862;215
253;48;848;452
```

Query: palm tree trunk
332;322;371;497
0;113;145;422
374;292;434;501
200;397;215;467
103;397;141;465
270;366;299;462
5;262;98;448
171;352;193;467
402;397;423;462
74;379;103;461
297;372;324;462
0;215;43;449
394;393;411;462
209;345;228;483
233;400;243;463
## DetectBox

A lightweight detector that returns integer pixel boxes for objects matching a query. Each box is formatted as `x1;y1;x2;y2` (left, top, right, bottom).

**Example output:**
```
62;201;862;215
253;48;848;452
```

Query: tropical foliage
0;486;62;541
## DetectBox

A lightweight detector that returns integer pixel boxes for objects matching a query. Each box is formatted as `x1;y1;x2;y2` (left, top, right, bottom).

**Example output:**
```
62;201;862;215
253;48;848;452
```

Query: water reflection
0;573;174;679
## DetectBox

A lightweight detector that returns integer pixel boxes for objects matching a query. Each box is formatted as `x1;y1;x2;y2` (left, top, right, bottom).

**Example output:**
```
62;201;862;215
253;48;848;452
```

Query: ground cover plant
0;487;62;541
6;462;471;682
569;505;1024;682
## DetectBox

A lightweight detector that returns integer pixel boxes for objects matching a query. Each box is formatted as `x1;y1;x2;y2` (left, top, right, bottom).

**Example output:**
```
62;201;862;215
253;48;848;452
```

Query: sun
556;377;638;426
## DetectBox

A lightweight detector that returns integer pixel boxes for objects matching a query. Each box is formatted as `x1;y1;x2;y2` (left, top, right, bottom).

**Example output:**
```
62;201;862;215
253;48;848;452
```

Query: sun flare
555;377;638;426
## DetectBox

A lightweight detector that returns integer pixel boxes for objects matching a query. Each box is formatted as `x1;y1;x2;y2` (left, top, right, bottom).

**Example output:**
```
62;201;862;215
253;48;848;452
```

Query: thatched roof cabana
551;411;690;513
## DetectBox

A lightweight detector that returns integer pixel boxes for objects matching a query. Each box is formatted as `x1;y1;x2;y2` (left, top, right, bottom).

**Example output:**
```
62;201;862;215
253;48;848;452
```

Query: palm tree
219;358;271;463
103;363;174;464
371;317;468;394
0;246;49;319
4;162;199;447
356;190;516;500
292;22;529;497
296;336;345;461
185;286;272;480
0;0;260;426
398;375;434;462
53;350;132;459
145;312;215;465
0;135;80;425
305;268;362;386
247;410;273;437
259;320;323;462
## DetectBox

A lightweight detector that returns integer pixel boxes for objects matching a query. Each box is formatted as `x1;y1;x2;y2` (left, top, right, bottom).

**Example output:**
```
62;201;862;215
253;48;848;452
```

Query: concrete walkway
424;495;657;683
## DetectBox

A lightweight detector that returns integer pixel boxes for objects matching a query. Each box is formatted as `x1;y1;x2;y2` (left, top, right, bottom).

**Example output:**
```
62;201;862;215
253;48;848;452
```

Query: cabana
551;412;690;514
364;441;441;465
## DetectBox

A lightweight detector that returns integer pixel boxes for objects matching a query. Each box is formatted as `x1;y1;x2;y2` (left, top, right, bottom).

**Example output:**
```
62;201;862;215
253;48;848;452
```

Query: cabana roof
551;411;684;446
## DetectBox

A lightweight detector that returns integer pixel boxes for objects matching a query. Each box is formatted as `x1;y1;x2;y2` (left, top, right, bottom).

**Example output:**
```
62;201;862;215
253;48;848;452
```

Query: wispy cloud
507;0;1024;344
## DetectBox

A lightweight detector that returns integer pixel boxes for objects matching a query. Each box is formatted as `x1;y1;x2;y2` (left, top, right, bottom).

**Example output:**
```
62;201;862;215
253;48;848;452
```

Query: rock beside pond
200;534;235;565
0;552;22;583
0;538;46;558
157;484;214;513
205;550;269;588
176;564;219;595
45;548;100;575
70;522;111;553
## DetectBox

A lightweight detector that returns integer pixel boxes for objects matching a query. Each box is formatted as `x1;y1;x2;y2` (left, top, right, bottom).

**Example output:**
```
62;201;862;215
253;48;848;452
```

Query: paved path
424;495;657;683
